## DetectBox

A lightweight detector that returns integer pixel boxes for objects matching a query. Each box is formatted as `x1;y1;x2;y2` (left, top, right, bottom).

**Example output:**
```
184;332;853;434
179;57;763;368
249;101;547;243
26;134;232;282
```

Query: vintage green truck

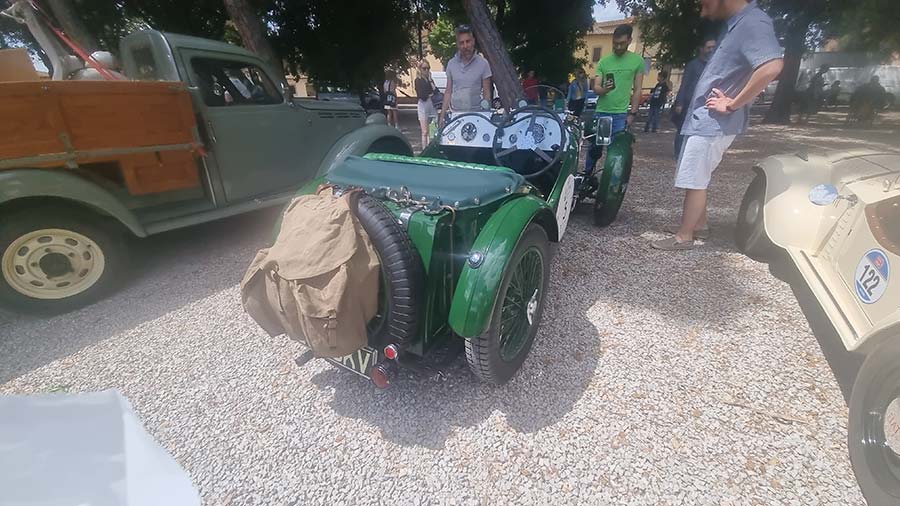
0;1;410;313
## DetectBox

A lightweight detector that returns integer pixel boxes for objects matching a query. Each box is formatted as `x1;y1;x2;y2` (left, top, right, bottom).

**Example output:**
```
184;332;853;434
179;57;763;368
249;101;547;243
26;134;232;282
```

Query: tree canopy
267;0;416;91
426;16;457;67
437;0;595;85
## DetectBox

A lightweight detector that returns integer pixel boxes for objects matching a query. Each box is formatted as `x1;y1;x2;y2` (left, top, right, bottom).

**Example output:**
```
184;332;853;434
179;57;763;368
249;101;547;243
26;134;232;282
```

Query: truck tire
465;224;550;384
352;195;423;346
0;205;127;314
848;338;900;506
735;173;778;262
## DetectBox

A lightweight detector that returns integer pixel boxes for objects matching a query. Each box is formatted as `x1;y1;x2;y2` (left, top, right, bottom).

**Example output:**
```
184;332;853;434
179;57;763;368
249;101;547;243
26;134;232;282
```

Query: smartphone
604;73;616;90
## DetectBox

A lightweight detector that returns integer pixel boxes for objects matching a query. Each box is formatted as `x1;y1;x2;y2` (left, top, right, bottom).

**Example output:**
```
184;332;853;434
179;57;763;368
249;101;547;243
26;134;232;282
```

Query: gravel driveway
3;109;897;505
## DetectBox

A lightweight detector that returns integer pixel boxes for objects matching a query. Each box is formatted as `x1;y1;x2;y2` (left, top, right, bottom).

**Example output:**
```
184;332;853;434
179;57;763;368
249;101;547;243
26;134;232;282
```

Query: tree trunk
46;0;98;53
222;0;280;69
462;0;522;109
763;19;809;124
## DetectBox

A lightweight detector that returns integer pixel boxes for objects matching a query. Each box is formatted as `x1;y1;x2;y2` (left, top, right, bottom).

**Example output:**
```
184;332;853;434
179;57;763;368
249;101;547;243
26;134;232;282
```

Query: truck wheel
848;338;900;506
0;206;126;314
352;195;423;346
465;224;550;384
735;173;777;262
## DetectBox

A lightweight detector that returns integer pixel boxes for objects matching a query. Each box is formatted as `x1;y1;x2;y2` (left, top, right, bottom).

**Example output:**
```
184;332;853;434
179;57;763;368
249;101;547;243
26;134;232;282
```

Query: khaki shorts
674;135;736;190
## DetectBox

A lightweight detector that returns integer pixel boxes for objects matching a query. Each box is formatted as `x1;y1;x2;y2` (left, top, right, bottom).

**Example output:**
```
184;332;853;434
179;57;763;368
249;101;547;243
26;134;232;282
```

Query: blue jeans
645;105;662;132
584;112;627;175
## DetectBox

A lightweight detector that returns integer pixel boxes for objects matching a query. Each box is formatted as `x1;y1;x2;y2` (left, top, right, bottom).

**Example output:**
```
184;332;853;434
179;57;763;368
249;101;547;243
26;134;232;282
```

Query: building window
592;47;603;62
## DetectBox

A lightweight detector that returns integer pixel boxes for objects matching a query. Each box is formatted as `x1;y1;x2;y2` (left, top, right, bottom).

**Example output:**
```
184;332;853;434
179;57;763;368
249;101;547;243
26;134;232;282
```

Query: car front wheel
465;224;550;384
735;173;777;262
848;338;900;506
0;206;126;314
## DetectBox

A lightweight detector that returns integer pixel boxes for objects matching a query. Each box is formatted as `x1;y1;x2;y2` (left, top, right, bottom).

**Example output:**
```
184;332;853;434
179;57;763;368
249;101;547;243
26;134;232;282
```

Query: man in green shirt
584;24;645;174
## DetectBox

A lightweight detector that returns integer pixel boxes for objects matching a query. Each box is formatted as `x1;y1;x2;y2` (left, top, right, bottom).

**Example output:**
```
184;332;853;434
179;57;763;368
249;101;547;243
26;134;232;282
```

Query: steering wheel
492;104;565;180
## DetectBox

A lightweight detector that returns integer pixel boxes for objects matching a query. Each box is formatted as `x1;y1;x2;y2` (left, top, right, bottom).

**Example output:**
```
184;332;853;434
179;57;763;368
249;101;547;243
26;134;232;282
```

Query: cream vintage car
735;149;899;505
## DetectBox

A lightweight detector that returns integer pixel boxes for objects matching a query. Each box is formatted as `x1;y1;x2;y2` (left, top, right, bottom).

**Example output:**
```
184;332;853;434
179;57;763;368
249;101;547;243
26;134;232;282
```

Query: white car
735;150;900;505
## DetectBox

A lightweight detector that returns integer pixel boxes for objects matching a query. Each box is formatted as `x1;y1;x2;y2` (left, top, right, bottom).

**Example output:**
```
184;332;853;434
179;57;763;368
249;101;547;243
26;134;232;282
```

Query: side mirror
808;184;840;206
594;116;613;146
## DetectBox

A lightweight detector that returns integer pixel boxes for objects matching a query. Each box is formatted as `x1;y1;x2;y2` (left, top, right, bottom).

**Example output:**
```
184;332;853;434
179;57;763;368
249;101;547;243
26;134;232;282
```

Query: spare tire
352;195;424;346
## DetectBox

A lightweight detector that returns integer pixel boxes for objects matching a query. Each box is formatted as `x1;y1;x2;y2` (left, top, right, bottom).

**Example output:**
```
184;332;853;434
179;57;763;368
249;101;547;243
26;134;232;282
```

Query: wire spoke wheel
498;248;543;362
465;224;550;384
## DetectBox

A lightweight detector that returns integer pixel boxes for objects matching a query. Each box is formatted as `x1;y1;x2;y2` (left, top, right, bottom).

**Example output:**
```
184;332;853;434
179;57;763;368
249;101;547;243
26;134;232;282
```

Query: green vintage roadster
284;99;633;387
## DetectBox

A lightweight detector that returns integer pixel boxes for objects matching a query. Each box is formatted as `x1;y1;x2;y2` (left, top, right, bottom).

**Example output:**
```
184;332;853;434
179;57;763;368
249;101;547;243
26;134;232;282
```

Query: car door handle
206;121;217;144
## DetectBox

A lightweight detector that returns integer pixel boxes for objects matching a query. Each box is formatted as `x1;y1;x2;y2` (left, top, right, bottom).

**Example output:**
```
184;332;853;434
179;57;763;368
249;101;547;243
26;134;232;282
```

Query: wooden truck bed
0;80;203;195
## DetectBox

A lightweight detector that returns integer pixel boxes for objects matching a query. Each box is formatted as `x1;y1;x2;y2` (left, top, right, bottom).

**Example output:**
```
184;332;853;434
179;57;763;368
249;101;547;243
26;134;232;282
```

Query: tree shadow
0;208;281;384
310;224;604;450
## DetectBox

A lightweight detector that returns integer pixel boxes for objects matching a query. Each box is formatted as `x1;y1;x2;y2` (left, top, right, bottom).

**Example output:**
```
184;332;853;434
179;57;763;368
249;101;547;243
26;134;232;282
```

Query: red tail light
383;344;399;361
371;365;391;389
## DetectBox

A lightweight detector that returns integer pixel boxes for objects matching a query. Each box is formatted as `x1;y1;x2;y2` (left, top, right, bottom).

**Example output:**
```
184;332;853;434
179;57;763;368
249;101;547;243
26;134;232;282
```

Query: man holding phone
584;24;645;175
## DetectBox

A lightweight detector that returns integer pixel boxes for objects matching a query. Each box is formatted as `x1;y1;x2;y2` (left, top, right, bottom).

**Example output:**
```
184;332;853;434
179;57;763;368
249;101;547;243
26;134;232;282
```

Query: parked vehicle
263;98;630;387
735;150;900;505
315;84;382;113
0;1;411;313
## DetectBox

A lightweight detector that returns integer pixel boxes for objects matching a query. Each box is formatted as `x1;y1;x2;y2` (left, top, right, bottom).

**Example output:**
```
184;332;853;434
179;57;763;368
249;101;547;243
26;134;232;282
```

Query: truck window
191;57;282;107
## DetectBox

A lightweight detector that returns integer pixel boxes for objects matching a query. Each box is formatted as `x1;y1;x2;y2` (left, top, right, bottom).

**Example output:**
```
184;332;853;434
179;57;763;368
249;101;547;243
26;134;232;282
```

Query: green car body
282;107;633;384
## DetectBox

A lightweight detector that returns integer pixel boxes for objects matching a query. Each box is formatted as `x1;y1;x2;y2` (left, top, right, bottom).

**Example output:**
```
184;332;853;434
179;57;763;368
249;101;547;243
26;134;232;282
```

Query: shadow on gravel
0;208;281;385
770;260;863;404
311;228;603;450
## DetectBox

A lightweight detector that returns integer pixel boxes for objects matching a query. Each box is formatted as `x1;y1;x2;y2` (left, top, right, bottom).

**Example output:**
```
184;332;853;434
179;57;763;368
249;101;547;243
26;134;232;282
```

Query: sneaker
663;224;709;240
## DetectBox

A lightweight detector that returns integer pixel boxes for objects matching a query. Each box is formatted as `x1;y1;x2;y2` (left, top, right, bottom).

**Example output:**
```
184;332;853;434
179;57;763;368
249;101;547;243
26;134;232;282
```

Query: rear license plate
326;347;379;378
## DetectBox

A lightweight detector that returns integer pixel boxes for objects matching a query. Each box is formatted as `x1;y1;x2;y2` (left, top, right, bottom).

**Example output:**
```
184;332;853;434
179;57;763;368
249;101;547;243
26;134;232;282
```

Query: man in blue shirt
672;36;717;158
651;0;783;251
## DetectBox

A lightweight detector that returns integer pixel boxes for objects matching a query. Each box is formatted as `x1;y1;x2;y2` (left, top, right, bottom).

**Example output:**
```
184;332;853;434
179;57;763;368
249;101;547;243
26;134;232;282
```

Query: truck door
182;52;309;203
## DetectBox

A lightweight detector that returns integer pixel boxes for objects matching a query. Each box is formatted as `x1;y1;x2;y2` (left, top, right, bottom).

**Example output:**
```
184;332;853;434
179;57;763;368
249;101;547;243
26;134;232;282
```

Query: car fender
758;151;894;251
596;131;634;201
448;196;558;338
0;169;146;237
756;154;835;251
314;122;413;178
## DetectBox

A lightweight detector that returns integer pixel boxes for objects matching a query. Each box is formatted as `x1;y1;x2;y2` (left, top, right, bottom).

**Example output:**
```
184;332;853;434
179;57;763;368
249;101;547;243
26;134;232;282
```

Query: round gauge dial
461;122;478;142
531;123;546;144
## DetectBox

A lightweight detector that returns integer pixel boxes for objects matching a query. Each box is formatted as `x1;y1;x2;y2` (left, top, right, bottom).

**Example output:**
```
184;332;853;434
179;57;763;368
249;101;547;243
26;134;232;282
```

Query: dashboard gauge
461;122;478;142
531;124;545;144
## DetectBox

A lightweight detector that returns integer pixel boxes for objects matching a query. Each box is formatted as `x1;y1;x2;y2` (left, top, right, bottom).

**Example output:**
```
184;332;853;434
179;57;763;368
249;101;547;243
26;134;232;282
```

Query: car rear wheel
735;173;778;262
848;338;900;506
0;205;126;314
465;224;550;384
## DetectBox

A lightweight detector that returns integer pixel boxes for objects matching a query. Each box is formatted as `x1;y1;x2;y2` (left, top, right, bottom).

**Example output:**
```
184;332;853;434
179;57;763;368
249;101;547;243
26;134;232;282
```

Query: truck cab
0;4;411;314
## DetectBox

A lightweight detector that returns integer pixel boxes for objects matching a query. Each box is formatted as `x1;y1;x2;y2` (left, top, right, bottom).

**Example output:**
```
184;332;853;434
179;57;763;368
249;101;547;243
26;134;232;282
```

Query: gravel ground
2;107;898;505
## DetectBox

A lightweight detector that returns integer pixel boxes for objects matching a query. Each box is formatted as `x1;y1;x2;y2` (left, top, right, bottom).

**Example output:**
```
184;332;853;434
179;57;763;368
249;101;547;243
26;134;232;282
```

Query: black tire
465;224;550;384
735;173;778;262
0;205;127;314
352;194;423;346
848;338;900;506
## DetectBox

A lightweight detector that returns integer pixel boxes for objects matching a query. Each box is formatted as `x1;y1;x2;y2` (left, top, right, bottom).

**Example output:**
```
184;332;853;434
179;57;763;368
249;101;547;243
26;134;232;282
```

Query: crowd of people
391;0;898;251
